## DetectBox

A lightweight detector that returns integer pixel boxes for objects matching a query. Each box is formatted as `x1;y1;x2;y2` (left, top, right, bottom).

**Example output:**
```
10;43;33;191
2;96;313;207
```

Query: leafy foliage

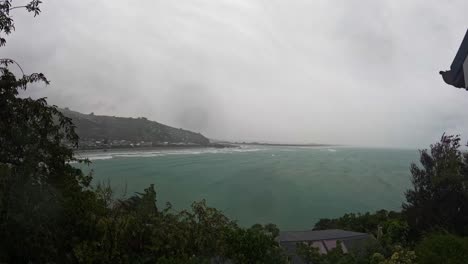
0;62;285;264
71;185;286;264
308;135;468;263
297;241;357;264
0;3;98;261
0;0;42;46
415;233;468;264
403;134;468;237
371;246;416;264
314;210;408;249
0;3;286;263
3;1;468;264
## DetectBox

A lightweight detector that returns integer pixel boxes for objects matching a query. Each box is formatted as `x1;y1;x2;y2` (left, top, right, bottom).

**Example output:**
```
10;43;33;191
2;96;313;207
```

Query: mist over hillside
61;108;210;148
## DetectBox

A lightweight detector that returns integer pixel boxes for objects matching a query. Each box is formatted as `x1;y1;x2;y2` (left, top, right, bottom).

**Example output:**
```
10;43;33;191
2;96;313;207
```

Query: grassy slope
61;108;210;145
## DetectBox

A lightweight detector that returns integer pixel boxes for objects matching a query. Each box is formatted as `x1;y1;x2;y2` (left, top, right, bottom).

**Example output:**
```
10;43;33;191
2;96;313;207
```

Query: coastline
239;143;335;147
73;142;336;155
74;143;239;154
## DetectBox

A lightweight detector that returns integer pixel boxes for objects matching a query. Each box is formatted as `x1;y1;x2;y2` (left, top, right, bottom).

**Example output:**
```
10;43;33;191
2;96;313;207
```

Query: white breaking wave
88;155;114;160
114;153;165;158
79;147;265;160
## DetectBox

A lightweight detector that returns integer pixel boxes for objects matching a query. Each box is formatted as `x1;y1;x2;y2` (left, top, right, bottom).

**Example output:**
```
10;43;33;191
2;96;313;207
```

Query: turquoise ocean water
77;146;419;230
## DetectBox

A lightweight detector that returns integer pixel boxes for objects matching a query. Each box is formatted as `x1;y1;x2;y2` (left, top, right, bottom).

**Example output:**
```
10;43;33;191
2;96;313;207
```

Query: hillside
61;108;210;148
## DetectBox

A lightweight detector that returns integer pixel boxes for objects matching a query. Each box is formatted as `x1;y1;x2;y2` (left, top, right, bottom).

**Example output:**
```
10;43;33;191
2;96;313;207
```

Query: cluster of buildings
77;139;199;150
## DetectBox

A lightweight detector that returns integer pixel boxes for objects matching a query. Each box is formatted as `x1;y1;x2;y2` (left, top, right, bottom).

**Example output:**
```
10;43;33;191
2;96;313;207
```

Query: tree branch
0;58;25;76
8;5;27;11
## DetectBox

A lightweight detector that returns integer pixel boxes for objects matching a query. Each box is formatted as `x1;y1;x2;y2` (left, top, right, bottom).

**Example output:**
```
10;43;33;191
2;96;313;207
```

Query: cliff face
61;108;210;146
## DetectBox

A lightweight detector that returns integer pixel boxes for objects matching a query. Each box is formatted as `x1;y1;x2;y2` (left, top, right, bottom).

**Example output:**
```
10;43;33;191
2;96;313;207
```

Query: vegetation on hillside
2;1;468;264
403;134;468;238
304;134;468;263
0;2;283;263
61;108;210;147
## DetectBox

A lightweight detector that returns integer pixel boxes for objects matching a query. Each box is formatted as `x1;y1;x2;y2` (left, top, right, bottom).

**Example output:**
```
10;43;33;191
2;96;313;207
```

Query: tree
403;134;468;237
296;242;324;264
0;1;96;262
313;210;405;240
0;2;289;263
73;188;287;264
225;223;286;264
371;246;416;264
296;241;356;264
415;233;468;264
0;0;43;46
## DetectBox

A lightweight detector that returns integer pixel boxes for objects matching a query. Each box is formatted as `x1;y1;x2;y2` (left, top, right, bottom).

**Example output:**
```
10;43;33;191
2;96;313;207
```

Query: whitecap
88;155;113;160
77;146;265;160
114;153;164;158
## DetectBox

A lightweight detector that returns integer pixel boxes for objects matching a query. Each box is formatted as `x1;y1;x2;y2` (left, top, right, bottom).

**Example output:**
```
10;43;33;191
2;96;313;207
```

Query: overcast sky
4;0;468;147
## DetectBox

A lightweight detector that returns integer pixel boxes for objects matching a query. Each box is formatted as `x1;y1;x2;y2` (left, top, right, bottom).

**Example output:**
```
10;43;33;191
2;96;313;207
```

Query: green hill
61;108;210;148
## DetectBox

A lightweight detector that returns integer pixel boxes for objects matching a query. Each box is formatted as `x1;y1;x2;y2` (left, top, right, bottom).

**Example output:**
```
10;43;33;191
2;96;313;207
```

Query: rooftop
278;229;373;264
278;229;369;242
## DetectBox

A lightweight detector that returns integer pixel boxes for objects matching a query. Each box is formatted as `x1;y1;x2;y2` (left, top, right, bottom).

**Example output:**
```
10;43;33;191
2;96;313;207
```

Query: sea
76;146;419;231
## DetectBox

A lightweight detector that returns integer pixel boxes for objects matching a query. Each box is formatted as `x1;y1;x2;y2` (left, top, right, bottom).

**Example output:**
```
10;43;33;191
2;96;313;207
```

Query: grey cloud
4;0;468;147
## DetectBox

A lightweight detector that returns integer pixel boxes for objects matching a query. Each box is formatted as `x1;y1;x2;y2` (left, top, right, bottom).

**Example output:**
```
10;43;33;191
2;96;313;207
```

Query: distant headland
61;108;331;151
60;108;234;150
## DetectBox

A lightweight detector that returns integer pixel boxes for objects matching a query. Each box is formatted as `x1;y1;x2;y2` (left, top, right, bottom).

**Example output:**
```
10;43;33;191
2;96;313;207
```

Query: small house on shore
278;229;372;264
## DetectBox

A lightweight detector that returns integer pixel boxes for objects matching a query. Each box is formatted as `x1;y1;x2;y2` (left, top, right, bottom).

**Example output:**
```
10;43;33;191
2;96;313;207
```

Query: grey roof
278;229;369;242
440;29;468;89
278;229;373;264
